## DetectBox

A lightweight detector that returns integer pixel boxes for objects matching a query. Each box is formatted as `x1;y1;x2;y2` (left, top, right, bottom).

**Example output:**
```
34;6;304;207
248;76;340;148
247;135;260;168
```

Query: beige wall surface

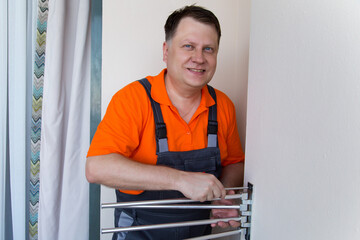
246;0;360;239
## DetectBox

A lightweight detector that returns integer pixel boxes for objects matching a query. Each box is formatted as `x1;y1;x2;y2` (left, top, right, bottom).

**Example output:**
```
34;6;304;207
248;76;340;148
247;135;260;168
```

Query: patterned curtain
30;1;49;240
1;0;90;239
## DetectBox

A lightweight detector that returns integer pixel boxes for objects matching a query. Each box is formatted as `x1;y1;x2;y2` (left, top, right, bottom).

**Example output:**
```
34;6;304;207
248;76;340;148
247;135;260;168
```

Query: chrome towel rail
102;193;249;209
102;217;245;234
101;183;253;240
102;187;250;209
116;204;242;209
185;229;246;240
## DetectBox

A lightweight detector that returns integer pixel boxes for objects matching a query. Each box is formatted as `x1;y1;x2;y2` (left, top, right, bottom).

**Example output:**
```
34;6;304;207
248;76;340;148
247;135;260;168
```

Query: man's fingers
211;221;230;228
179;172;226;201
229;220;241;228
227;189;235;195
212;183;225;200
211;220;240;228
215;180;226;199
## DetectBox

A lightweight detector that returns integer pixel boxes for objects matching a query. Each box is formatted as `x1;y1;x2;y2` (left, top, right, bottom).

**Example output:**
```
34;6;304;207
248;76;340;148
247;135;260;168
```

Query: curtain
0;0;8;236
1;0;91;239
30;1;49;240
37;0;91;239
1;0;37;239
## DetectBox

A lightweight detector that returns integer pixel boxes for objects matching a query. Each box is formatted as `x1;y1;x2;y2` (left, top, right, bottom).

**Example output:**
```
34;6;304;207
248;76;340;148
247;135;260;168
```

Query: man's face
163;17;219;91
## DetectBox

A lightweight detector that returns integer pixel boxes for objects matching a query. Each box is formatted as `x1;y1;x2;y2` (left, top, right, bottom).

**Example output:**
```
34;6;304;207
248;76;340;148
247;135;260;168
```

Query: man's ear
163;41;169;63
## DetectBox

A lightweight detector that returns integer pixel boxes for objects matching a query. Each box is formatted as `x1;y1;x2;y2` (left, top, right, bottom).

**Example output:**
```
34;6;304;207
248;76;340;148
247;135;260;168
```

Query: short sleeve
87;81;149;158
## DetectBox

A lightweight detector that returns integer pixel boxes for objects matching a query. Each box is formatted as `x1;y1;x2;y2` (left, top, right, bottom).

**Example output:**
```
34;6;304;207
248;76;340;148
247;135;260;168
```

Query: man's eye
204;47;213;52
184;44;193;49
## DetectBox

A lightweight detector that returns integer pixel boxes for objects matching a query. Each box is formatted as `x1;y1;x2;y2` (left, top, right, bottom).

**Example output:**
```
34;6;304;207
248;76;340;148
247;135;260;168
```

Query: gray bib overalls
113;78;222;240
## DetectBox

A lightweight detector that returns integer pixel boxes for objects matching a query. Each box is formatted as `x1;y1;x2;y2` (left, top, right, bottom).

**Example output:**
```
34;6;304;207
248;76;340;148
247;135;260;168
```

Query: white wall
102;1;250;239
245;1;360;239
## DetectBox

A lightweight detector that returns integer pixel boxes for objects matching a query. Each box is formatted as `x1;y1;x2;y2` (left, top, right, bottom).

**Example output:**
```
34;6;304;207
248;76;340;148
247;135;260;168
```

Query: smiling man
86;5;245;240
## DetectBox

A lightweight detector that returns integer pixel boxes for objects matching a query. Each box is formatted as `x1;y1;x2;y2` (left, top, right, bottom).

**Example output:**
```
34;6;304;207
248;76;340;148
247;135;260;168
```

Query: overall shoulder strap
138;78;168;153
207;85;218;148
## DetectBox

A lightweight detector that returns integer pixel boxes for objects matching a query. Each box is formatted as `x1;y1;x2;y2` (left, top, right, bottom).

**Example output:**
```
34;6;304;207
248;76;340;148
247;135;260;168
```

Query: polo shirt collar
151;69;216;108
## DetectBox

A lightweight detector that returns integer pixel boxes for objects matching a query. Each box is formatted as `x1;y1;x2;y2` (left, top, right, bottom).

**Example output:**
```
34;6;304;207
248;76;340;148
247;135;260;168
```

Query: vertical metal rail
101;184;253;240
89;0;102;239
245;182;253;240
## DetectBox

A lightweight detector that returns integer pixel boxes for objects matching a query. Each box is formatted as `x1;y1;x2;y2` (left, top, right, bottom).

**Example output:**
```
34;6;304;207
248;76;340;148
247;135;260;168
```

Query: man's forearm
219;162;244;188
86;153;181;191
85;153;227;201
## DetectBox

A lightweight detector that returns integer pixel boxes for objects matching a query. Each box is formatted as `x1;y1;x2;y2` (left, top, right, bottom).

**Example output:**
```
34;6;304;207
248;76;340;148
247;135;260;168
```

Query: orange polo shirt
87;69;244;194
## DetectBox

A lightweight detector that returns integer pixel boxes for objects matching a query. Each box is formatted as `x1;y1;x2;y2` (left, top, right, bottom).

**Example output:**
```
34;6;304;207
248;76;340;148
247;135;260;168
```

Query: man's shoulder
108;80;148;109
114;80;145;96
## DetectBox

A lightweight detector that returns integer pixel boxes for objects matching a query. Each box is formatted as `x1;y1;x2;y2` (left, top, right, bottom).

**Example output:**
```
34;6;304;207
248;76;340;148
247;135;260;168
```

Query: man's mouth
188;68;205;73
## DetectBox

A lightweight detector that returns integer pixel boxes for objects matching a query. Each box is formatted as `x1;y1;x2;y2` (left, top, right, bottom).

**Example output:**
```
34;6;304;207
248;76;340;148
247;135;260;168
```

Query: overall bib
112;79;222;240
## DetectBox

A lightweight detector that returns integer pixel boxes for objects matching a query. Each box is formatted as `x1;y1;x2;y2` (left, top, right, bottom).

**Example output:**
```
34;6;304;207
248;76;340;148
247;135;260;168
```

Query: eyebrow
182;39;216;48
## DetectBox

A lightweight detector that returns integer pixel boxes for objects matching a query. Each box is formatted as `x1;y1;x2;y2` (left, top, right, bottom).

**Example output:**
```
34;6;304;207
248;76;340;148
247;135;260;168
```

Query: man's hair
164;5;221;44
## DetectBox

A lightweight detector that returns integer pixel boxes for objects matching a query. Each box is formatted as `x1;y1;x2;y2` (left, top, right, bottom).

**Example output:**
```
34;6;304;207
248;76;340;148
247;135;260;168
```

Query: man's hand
211;190;240;228
176;171;226;202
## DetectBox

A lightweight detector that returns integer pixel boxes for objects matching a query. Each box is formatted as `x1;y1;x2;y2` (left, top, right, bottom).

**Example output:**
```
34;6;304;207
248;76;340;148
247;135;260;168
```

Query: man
86;5;245;240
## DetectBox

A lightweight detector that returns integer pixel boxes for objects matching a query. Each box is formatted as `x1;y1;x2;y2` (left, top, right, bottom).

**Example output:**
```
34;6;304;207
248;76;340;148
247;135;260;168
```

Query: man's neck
165;76;202;124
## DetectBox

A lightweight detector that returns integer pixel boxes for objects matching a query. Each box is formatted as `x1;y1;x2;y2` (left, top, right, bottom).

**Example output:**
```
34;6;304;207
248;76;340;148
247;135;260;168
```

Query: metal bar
240;204;248;211
246;182;253;240
240;211;252;216
102;217;242;234
225;187;249;191
242;200;253;205
116;204;241;209
184;229;244;240
242;223;251;228
241;192;249;200
102;193;245;209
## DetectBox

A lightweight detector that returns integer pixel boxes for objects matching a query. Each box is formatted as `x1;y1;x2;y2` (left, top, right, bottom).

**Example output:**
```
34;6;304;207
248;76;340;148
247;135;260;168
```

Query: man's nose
191;48;205;63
